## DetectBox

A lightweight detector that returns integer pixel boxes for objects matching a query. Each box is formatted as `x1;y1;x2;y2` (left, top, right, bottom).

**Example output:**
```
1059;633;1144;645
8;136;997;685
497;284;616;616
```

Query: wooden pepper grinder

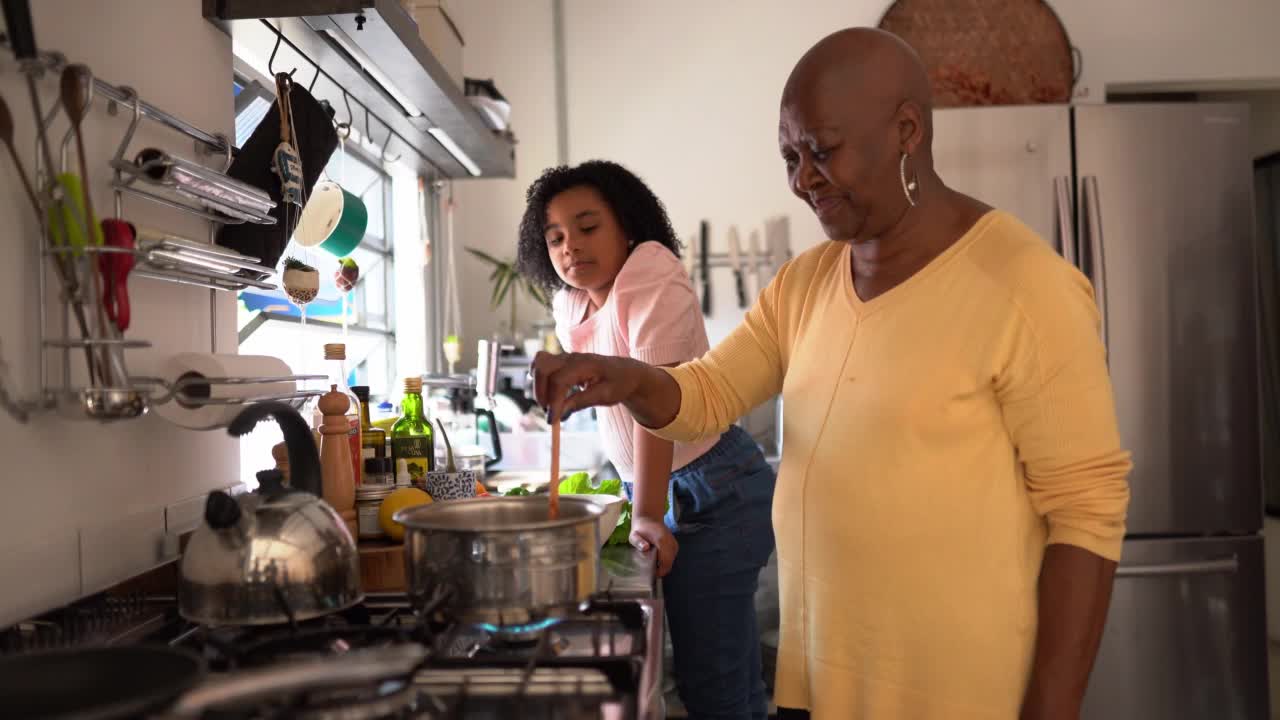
271;441;290;485
319;384;358;536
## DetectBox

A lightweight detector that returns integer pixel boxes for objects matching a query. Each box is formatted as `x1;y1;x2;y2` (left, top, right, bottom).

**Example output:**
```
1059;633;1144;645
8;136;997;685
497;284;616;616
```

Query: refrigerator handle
1081;176;1109;350
1115;555;1239;578
1053;176;1076;265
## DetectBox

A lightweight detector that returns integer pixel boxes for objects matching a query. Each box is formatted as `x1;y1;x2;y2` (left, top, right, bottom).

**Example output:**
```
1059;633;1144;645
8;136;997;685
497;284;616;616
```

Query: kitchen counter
599;544;657;599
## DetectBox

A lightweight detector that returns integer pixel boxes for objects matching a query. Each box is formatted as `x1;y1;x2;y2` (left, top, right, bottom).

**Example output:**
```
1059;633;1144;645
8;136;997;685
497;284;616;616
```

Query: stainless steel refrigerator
933;103;1268;719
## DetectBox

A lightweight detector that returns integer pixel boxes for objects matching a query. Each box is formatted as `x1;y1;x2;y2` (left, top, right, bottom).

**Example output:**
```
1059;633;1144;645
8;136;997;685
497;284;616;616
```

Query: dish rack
2;44;322;424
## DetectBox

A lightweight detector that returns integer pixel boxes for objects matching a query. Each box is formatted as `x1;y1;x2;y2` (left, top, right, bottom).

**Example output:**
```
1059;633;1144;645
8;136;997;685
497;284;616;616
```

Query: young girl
518;160;777;718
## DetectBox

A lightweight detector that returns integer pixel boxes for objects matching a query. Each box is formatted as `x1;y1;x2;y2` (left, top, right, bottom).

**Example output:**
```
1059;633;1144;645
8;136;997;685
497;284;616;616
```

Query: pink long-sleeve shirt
552;242;720;482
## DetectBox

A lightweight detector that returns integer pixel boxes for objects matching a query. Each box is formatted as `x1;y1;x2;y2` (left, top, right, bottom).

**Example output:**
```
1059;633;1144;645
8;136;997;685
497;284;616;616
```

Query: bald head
777;28;939;242
783;28;933;145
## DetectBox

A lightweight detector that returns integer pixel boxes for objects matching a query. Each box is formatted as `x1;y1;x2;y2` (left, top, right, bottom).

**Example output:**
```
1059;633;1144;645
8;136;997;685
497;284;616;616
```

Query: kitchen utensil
424;419;478;501
291;180;367;257
747;228;762;300
180;402;362;626
51;173;103;251
728;224;747;308
217;77;337;270
878;0;1076;107
98;219;135;332
0;645;205;720
699;220;711;316
549;417;562;519
129;147;275;222
0;93;40;214
272;73;304;207
394;495;602;629
166;645;426;717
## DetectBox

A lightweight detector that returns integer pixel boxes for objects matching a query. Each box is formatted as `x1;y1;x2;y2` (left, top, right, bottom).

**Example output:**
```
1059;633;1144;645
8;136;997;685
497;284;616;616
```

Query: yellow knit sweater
659;211;1131;718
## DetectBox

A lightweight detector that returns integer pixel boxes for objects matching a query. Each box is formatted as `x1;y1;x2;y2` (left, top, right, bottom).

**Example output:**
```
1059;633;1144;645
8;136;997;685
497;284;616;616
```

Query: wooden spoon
548;417;561;520
60;65;114;384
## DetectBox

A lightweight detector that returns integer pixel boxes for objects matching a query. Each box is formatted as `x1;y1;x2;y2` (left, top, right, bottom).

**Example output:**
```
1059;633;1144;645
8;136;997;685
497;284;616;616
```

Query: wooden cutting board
358;542;407;593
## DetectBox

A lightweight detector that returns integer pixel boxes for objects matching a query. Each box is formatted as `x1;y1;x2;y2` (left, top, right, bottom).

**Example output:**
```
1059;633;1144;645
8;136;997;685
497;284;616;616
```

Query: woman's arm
996;256;1131;719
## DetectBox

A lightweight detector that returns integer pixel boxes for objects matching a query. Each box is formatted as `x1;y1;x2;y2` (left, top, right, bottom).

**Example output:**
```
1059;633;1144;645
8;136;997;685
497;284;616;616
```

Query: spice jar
355;485;395;540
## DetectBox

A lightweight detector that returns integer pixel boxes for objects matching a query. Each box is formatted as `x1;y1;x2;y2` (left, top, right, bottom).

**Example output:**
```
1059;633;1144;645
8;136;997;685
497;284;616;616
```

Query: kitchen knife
747;228;762;300
699;220;711;316
728;225;747;308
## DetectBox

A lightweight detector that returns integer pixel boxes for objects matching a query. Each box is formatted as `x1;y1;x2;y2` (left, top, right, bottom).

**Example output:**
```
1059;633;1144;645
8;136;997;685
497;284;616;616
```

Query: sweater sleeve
996;253;1132;562
655;262;788;443
613;245;702;366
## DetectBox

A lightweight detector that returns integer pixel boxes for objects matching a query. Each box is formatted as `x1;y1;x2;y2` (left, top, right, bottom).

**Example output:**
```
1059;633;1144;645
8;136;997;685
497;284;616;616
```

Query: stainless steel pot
394;496;602;629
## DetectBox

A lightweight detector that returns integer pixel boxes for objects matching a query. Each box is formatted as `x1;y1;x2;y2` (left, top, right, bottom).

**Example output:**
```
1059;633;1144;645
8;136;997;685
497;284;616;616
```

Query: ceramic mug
292;181;368;257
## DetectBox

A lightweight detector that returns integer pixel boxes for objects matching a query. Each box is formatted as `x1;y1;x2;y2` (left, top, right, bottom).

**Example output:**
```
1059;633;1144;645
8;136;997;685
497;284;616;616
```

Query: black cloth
776;709;810;720
216;77;337;270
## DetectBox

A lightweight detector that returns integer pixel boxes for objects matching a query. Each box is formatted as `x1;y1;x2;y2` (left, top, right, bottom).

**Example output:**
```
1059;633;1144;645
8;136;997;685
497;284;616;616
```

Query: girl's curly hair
516;160;682;294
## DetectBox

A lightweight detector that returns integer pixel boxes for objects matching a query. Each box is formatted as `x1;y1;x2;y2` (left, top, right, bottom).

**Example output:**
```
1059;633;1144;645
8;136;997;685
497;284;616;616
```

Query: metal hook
268;30;282;76
213;132;233;173
309;63;321;93
381;124;401;163
335;90;352;140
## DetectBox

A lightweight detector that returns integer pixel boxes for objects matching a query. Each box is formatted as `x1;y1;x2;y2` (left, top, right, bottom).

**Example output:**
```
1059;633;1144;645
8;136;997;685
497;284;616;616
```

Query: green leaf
492;269;516;309
465;247;506;267
606;502;633;546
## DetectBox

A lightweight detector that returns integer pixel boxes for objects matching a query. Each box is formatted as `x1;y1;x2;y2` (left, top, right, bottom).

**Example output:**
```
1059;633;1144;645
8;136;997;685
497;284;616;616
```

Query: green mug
292;180;368;257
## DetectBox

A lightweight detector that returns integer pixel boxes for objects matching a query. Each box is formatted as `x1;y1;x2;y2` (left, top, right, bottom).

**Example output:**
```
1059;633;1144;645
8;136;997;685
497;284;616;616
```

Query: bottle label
392;436;432;484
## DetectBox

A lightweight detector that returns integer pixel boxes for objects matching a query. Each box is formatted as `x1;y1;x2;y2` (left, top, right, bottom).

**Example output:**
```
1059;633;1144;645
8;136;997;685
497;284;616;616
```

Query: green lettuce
558;472;630;545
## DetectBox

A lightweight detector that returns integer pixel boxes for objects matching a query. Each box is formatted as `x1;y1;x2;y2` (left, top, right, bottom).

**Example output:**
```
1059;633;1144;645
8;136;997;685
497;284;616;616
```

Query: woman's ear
895;100;925;156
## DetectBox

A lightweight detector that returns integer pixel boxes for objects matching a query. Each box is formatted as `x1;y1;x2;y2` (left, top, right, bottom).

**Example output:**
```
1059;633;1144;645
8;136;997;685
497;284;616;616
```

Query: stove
166;591;663;719
0;548;663;719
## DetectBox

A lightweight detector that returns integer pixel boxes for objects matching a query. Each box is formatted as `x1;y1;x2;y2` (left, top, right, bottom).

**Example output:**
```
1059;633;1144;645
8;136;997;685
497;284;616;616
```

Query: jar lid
364;456;393;474
356;485;394;500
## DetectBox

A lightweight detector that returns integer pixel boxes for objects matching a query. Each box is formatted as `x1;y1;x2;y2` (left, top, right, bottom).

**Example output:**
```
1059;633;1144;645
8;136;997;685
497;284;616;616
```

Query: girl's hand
630;515;678;577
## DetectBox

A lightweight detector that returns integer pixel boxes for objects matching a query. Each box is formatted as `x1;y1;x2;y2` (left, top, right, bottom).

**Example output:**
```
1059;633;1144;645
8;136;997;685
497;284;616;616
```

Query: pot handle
168;645;428;716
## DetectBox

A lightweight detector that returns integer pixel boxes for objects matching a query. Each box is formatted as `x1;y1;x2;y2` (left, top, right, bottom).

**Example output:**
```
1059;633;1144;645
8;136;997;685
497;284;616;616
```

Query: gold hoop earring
900;152;919;207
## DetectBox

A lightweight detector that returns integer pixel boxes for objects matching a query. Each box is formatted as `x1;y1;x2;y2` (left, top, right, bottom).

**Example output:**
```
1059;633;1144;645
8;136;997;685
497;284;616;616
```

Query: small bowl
424;470;478;501
564;494;626;545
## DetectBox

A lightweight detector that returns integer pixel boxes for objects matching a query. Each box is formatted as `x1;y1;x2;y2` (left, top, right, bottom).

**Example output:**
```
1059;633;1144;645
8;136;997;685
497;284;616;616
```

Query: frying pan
0;645;205;720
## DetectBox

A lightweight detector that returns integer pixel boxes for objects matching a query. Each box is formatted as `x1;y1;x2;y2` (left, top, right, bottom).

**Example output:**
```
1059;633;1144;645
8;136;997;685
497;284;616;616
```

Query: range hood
204;0;515;179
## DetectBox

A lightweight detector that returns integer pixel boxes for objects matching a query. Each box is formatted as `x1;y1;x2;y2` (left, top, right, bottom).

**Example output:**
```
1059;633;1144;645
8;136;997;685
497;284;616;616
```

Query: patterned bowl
424;470;478;501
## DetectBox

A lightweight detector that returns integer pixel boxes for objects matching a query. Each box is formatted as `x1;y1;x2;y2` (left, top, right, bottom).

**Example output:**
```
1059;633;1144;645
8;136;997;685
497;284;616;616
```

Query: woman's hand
630;515;679;577
531;351;668;425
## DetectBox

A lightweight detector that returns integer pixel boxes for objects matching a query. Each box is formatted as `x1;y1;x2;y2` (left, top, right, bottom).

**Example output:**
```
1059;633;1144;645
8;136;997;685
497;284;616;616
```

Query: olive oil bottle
390;377;433;487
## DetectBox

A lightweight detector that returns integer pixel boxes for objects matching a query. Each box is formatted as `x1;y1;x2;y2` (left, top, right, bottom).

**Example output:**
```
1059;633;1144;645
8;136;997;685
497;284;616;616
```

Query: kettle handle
477;408;503;469
227;402;323;497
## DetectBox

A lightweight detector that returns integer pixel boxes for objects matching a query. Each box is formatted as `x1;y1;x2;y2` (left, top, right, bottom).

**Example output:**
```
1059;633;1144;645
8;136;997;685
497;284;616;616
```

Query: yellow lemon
379;487;431;542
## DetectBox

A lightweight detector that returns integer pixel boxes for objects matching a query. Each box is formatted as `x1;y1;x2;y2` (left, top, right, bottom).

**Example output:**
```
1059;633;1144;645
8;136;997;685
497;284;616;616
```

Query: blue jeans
627;425;776;719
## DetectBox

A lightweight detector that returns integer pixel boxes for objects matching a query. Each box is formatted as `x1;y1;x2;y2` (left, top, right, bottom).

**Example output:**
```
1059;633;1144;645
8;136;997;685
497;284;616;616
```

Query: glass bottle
391;377;434;488
314;343;363;485
352;385;387;462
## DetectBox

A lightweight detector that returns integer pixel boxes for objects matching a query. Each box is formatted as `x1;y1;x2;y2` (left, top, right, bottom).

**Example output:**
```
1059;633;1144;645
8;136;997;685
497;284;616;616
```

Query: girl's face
543;185;631;296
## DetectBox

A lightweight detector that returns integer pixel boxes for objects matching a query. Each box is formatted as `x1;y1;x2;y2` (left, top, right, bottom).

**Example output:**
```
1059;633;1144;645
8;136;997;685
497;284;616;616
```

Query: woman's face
544;186;630;294
778;84;908;243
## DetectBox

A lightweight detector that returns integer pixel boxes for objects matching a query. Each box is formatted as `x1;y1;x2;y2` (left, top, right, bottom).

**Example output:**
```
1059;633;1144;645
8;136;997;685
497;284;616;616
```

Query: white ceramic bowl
564;494;626;545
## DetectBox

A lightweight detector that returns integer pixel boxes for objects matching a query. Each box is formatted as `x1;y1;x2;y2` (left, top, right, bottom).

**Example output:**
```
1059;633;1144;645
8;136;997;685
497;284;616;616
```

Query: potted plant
466;248;550;340
282;256;319;305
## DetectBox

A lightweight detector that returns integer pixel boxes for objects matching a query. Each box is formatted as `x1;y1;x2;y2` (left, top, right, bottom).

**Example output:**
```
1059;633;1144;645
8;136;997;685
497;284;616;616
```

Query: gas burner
234;625;414;668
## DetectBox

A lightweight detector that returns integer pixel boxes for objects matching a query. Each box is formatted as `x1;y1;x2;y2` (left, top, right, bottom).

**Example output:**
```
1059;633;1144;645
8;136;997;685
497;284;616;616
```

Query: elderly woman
534;28;1130;720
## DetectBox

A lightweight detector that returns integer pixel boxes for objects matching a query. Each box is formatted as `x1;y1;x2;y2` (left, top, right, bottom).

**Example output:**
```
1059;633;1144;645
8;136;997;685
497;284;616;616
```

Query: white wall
0;0;239;626
557;0;1280;342
449;0;559;369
